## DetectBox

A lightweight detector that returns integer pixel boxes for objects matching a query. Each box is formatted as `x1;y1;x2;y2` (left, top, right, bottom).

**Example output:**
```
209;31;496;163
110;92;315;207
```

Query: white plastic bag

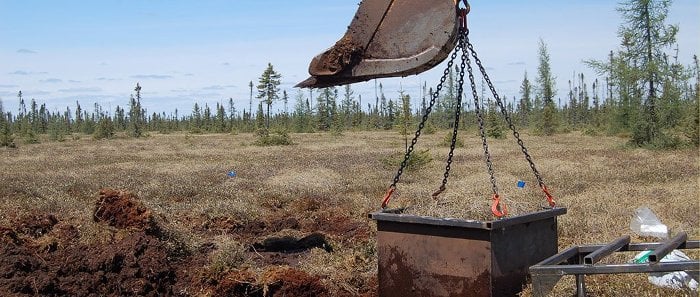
630;207;668;239
633;250;699;291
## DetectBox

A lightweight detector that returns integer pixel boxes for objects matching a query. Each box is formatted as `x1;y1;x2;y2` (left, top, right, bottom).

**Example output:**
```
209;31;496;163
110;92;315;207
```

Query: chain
383;44;461;202
463;31;499;196
465;35;555;208
433;33;468;198
465;38;546;189
382;7;468;209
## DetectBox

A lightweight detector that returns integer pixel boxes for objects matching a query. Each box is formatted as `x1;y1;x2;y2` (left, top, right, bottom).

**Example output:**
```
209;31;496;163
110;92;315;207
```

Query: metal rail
584;235;630;265
530;233;699;297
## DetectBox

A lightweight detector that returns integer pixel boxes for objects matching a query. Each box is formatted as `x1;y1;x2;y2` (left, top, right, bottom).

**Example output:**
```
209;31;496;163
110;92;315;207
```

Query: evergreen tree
93;112;114;140
255;102;265;131
74;101;83;133
385;99;396;130
248;81;254;128
682;55;699;146
128;83;145;137
256;63;281;129
331;94;343;135
215;103;226;133
228;98;237;131
191;103;202;132
293;90;312;133
317;87;334;131
486;98;505;139
47;113;66;142
0;100;14;147
535;39;559;135
341;85;354;127
618;0;678;145
203;104;212;132
397;91;412;152
517;71;533;127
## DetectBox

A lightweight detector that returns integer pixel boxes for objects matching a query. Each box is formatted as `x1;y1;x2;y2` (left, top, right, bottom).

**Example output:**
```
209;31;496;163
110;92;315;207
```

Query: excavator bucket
296;0;459;88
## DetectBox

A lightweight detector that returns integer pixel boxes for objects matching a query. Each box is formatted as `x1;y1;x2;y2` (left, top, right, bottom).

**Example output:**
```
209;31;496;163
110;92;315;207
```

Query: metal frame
529;232;700;297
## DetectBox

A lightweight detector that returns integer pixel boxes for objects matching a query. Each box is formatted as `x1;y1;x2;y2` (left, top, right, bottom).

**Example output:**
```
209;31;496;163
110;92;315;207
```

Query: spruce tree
191;103;202;132
93;113;114;140
517;72;532;127
255;102;265;132
47;114;66;142
256;63;281;129
535;39;559;135
0;100;15;147
293;90;311;133
486;98;505;139
128;83;144;137
619;0;678;145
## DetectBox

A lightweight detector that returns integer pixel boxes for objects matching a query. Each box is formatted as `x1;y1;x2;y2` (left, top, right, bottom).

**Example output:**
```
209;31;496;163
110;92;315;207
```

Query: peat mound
14;213;59;238
261;266;328;297
0;223;177;296
211;266;329;297
94;188;159;234
0;190;180;296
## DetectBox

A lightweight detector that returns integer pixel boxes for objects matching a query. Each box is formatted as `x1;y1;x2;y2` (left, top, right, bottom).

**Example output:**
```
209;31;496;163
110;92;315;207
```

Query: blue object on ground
227;171;237;177
517;180;526;188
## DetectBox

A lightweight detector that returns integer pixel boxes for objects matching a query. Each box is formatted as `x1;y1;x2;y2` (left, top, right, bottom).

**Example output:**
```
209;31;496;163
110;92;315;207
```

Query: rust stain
379;245;491;297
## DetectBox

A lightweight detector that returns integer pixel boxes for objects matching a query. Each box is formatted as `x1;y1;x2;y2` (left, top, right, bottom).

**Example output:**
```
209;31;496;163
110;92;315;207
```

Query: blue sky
1;0;698;116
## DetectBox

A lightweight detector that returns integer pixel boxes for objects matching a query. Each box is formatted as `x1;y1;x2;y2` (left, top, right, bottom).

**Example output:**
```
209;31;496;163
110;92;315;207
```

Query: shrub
382;149;432;171
253;129;293;146
440;131;464;147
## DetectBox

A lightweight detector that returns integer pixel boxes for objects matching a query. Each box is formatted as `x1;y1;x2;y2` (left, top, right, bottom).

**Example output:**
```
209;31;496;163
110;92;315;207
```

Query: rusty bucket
369;208;567;297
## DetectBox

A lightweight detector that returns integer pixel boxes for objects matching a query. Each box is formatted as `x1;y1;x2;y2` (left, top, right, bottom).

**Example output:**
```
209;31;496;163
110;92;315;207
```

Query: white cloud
58;87;103;93
16;49;37;54
9;70;30;75
8;70;48;75
202;85;226;90
40;78;63;83
130;74;174;79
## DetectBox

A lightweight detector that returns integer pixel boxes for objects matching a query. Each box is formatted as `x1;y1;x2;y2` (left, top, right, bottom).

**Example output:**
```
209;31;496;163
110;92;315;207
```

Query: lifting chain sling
381;2;556;218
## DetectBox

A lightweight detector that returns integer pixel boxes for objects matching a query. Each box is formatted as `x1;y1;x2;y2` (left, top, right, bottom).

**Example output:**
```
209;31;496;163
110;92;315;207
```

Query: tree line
0;0;697;148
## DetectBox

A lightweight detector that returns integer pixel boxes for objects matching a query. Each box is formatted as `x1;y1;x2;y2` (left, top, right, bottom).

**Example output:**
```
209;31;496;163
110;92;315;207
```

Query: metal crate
369;208;567;297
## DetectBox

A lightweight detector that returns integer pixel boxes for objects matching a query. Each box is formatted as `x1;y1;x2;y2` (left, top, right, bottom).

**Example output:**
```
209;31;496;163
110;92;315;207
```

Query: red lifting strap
491;194;508;218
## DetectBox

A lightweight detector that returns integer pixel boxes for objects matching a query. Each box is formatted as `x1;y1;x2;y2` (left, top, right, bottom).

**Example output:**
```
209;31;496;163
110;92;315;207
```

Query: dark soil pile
94;189;159;233
0;190;177;296
262;266;328;297
0;189;375;296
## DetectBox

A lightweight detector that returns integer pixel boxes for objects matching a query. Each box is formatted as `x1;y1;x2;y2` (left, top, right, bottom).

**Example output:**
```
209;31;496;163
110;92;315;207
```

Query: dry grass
0;130;698;296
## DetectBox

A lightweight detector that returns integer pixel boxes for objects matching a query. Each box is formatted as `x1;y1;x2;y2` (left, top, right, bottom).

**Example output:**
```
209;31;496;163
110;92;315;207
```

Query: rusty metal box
369;208;566;297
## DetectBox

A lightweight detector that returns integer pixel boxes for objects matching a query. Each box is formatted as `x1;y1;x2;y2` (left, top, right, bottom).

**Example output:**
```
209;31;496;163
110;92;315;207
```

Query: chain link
463;30;499;196
385;5;552;211
465;37;547;189
433;33;469;198
388;43;461;191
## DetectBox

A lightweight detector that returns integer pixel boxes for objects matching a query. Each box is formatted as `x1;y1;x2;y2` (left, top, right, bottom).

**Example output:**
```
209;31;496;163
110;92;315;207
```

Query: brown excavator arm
296;0;463;88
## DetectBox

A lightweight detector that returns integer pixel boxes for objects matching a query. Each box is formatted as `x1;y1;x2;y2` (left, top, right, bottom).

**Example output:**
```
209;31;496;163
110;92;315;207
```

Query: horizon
1;0;698;117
